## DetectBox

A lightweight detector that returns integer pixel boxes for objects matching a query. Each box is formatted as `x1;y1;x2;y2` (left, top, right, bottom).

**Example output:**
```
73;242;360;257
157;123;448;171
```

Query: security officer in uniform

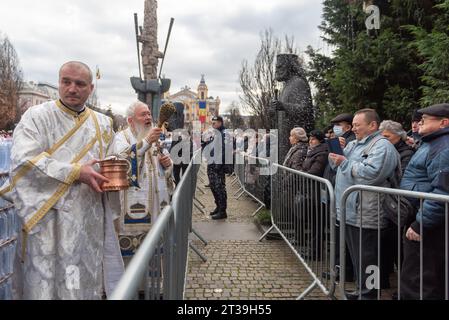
202;116;231;220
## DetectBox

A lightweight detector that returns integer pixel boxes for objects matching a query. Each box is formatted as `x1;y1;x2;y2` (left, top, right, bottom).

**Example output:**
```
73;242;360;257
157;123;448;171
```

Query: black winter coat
301;143;329;177
394;140;415;176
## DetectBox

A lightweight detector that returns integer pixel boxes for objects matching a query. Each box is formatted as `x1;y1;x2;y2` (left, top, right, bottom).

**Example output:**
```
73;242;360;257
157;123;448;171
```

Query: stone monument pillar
131;0;171;122
141;0;163;80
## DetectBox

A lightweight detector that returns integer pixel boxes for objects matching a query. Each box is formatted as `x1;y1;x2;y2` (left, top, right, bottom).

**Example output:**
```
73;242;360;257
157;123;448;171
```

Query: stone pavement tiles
185;240;327;300
185;172;327;300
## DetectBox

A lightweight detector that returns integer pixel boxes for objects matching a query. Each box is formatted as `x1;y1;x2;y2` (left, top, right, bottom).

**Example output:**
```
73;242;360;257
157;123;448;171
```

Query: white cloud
0;0;323;115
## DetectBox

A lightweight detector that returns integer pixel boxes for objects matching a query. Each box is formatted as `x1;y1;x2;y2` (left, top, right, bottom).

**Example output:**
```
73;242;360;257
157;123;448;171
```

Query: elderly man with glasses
400;103;449;300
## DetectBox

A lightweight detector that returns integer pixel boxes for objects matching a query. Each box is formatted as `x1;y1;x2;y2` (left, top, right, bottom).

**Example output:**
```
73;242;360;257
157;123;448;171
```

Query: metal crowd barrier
233;152;245;196
260;163;337;299
233;153;337;299
109;151;201;300
233;152;267;217
339;185;449;300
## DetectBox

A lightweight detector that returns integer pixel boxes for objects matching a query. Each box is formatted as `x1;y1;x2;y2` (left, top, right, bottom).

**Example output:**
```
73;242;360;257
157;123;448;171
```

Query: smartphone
327;137;344;155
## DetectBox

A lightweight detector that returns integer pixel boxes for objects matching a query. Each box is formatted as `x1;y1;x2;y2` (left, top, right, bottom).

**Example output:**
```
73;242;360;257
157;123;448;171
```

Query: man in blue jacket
400;103;449;300
330;108;400;299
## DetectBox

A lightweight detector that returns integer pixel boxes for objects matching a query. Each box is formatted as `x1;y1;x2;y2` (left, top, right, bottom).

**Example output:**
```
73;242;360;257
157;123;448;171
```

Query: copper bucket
99;159;130;191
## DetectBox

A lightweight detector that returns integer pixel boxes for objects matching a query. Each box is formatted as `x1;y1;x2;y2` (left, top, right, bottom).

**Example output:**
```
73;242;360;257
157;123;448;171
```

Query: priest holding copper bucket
1;61;125;299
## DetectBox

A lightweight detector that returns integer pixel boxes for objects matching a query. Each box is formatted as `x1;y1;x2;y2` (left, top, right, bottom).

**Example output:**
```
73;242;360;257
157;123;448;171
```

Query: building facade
18;81;100;114
18;81;59;114
166;75;221;130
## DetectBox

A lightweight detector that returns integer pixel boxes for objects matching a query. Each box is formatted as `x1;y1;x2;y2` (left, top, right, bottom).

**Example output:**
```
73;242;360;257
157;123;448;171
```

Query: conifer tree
307;0;443;128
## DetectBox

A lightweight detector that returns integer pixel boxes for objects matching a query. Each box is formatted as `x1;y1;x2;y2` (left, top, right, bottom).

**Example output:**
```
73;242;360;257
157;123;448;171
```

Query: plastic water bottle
4;138;12;172
0;209;6;243
0;246;5;278
6;208;14;239
6;242;14;274
12;207;18;238
0;138;6;173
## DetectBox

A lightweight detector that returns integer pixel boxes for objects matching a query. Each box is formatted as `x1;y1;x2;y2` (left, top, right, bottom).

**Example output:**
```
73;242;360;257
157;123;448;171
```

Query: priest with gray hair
109;101;174;265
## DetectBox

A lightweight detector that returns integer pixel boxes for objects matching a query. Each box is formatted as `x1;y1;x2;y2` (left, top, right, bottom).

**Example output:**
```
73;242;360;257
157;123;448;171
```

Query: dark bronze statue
271;54;315;163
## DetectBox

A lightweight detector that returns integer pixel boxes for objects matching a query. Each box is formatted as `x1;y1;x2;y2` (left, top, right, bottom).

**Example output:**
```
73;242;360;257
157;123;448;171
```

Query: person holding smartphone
329;108;400;300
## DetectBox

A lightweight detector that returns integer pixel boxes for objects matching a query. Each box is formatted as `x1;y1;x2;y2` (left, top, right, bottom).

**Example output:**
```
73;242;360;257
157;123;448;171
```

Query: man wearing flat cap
331;113;356;144
323;113;356;186
323;112;357;284
400;103;449;299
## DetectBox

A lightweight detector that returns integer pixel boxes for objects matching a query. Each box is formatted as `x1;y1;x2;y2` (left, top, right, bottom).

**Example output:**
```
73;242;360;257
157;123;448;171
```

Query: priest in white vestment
109;101;174;262
0;62;124;299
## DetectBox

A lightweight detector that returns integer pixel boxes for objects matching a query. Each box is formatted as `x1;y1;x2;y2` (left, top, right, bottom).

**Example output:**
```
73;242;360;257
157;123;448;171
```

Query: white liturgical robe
110;127;174;258
2;100;124;300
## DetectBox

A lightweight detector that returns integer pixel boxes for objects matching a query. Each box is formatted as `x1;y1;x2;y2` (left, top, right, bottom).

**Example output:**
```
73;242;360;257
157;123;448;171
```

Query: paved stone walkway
184;168;328;300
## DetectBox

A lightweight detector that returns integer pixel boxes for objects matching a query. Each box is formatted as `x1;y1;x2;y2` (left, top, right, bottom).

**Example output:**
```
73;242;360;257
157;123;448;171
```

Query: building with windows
166;75;220;130
18;81;59;114
18;81;99;115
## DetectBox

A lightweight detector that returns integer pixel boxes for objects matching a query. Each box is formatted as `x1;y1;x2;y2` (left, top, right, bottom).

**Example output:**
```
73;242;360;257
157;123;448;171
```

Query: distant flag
96;66;101;80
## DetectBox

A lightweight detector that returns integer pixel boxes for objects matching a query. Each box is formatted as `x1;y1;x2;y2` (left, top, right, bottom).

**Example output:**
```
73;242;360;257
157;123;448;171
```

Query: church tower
197;74;208;101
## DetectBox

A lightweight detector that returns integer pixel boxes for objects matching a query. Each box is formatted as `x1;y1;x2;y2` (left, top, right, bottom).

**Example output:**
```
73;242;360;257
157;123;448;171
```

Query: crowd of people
199;104;449;300
1;60;449;301
278;107;449;300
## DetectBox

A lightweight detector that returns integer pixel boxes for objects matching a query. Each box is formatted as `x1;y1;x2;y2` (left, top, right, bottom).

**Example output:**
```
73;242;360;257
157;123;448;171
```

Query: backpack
362;135;416;227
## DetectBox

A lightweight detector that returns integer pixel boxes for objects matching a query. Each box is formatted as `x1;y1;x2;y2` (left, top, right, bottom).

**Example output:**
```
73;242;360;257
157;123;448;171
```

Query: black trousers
207;165;227;211
400;226;449;300
173;163;189;186
334;223;355;279
346;225;390;296
381;220;405;275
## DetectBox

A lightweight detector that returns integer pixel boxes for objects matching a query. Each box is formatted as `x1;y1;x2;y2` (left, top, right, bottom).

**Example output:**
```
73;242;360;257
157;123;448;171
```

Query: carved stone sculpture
139;0;164;80
131;0;170;122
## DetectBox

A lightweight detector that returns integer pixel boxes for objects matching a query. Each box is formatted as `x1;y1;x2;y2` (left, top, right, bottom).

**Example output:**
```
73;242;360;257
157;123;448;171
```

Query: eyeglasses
420;115;443;123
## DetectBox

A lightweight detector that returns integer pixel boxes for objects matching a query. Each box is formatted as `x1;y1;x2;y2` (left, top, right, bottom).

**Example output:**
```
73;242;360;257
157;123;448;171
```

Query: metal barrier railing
109;151;201;300
339;185;449;300
233;152;245;197
234;151;337;299
233;152;267;217
260;163;337;299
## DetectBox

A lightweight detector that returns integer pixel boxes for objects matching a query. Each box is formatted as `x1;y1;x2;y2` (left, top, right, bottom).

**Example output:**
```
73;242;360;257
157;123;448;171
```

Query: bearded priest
1;61;125;299
110;101;174;264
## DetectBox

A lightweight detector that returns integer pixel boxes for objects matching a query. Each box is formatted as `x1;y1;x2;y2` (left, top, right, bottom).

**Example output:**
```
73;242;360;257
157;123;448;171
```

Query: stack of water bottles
0;136;17;300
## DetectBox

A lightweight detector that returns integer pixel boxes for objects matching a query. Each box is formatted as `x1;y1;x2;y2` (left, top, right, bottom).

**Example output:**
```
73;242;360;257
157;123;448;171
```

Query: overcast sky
0;0;326;115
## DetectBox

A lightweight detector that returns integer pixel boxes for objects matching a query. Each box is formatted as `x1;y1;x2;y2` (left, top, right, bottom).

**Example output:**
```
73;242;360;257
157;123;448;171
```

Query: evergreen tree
408;0;449;106
307;0;443;128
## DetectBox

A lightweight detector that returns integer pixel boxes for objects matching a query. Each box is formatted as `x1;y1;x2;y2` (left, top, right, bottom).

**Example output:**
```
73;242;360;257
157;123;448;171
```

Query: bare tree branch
0;33;23;130
238;29;302;129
